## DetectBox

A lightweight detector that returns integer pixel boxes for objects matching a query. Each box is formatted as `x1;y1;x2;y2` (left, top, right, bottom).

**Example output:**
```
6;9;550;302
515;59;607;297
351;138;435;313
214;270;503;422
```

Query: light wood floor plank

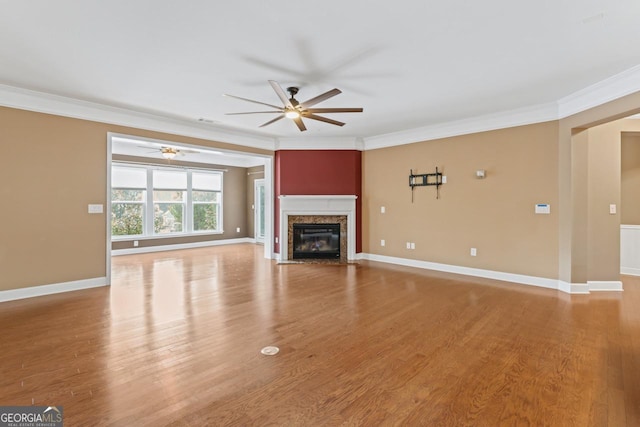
0;244;639;426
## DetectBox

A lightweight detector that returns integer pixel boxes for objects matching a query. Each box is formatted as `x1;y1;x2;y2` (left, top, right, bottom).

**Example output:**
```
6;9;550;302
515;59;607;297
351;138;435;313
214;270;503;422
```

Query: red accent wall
274;150;362;254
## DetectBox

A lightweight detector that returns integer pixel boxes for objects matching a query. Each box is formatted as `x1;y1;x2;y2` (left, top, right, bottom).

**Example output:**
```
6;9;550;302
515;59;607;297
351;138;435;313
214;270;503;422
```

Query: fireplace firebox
292;223;340;259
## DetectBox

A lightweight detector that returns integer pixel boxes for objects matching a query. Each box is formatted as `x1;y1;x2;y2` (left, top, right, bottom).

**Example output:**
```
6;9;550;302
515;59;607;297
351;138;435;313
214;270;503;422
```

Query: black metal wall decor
409;167;442;201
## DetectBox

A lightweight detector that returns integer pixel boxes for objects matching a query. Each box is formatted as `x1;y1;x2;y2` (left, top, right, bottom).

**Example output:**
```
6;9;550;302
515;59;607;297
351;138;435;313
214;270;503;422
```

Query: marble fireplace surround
279;195;357;262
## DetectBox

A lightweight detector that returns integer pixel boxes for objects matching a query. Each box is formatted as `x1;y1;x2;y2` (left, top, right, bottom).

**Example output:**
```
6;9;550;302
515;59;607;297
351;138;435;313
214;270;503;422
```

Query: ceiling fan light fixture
161;148;178;159
285;110;300;119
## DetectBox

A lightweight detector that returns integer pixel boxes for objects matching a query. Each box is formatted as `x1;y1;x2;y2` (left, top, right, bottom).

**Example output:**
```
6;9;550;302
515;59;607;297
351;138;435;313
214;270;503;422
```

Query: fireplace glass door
292;223;340;259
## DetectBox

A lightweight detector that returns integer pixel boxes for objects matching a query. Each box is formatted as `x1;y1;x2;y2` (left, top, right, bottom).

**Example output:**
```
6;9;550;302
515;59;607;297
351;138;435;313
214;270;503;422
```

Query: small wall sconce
476;169;486;179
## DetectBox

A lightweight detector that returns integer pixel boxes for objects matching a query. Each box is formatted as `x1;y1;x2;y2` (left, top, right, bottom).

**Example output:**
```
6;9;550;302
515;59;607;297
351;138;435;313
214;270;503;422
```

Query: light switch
381;206;385;214
535;204;550;214
610;204;617;214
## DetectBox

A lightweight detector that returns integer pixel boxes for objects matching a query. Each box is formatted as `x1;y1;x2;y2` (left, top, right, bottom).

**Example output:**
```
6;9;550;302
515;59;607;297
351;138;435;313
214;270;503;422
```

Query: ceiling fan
224;80;363;132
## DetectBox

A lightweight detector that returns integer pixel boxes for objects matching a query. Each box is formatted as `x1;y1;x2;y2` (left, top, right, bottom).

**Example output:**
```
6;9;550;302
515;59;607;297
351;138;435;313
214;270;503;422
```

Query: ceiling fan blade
299;88;341;108
225;111;283;115
268;80;294;108
302;113;345;127
259;114;285;128
223;94;282;110
305;108;363;113
293;117;307;132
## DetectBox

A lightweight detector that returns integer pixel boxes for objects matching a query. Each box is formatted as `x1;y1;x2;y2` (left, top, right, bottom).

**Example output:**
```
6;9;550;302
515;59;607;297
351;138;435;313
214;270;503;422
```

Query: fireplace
292;223;340;259
278;195;357;262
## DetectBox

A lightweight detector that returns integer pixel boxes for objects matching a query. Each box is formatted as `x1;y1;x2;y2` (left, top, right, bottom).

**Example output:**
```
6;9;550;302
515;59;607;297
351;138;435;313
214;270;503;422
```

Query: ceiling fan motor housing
287;87;300;106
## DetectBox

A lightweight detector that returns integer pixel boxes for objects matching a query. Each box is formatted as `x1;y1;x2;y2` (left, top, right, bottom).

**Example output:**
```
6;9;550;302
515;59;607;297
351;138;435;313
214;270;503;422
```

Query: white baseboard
359;253;613;294
621;267;640;276
558;281;589;294
588;280;624;291
112;237;255;256
0;277;107;303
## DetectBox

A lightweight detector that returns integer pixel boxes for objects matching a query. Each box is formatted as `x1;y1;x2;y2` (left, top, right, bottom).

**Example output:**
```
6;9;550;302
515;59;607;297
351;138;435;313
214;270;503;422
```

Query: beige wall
363;121;560;279
622;134;640;225
0;106;271;292
568;129;590;283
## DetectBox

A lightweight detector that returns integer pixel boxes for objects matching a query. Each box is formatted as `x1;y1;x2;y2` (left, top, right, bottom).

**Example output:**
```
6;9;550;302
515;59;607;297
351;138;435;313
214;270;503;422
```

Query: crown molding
0;84;276;151
557;64;640;119
364;64;640;150
276;136;364;151
3;63;640;154
363;102;559;150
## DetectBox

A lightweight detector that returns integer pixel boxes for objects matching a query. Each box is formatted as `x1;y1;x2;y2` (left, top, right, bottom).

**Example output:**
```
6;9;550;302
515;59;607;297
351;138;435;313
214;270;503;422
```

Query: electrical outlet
406;242;411;249
381;206;386;214
133;240;139;247
381;239;385;247
275;237;278;244
236;227;241;233
410;242;415;250
610;204;617;214
470;248;477;256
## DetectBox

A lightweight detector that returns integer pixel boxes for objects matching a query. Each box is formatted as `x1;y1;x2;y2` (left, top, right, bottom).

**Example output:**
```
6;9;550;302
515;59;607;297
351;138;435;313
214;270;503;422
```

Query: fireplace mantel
279;195;357;261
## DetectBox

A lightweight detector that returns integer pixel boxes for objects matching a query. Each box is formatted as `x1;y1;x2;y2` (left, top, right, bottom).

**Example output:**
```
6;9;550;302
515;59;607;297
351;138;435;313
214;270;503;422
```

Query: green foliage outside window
112;203;143;235
194;204;217;231
111;189;144;235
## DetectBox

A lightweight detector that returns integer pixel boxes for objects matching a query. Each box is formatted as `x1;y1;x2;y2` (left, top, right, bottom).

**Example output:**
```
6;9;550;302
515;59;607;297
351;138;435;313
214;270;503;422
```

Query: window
153;170;186;234
111;166;146;236
111;163;223;239
192;172;222;232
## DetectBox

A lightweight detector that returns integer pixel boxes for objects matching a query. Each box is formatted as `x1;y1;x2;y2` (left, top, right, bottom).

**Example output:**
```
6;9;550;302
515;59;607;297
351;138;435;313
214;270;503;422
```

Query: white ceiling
2;1;640;144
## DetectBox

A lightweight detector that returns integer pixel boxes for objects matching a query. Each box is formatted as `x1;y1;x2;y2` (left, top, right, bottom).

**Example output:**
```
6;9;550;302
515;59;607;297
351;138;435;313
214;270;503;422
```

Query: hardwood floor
1;244;639;426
